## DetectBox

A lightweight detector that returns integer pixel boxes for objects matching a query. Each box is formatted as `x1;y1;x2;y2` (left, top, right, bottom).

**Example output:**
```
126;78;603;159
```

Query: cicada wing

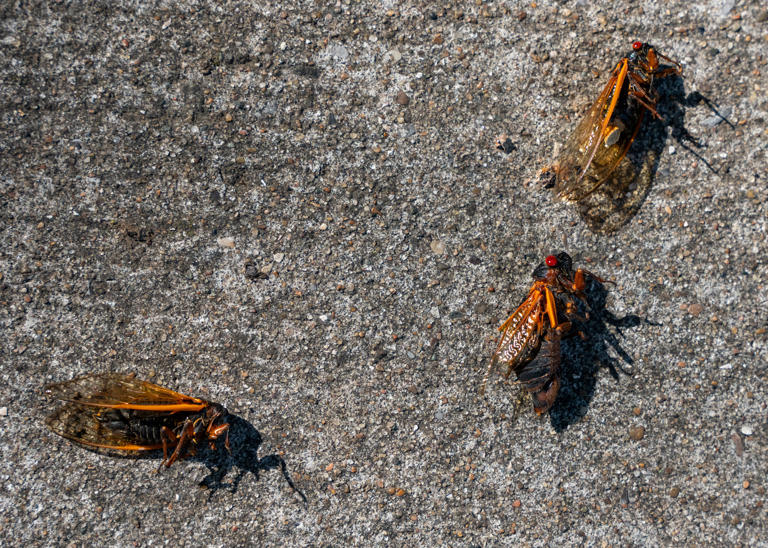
566;106;645;203
574;111;659;233
44;373;205;409
550;68;621;202
481;288;545;394
491;290;545;375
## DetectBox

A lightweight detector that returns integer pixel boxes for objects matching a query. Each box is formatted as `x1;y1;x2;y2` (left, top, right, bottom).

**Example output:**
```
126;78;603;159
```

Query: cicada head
629;40;649;58
532;252;574;280
628;41;660;71
199;402;229;441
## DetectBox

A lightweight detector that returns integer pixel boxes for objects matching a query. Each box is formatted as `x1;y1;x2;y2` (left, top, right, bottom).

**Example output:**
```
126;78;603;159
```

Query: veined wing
553;60;629;202
491;287;545;373
44;373;206;412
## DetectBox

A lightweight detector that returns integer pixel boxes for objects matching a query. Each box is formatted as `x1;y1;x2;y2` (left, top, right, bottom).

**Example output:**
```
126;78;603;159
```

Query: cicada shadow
197;415;307;504
548;278;644;432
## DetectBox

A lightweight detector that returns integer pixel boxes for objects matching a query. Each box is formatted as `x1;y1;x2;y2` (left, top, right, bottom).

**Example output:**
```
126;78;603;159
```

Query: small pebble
732;433;744;457
741;425;754;436
273;252;285;263
669;487;680;498
629;426;645;441
688;303;703;316
395;91;410;106
217;236;235;248
384;49;402;64
430;240;446;255
0;407;7;417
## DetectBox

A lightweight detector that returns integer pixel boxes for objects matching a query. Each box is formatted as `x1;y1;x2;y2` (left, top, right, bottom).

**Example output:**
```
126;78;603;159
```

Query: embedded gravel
1;1;766;546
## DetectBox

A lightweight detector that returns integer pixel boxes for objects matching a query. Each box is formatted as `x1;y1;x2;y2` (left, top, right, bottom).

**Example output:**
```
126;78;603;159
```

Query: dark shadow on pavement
197;415;307;505
672;90;732;173
549;279;646;432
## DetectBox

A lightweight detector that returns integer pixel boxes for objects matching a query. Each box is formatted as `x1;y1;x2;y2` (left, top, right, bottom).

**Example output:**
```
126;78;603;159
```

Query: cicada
44;373;230;468
481;252;607;414
542;41;681;203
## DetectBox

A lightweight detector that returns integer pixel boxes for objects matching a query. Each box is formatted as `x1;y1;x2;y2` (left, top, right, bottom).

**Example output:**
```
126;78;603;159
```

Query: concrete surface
1;1;766;546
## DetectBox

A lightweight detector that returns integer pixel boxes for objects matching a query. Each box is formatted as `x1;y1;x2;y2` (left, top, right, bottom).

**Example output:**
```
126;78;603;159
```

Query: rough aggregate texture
1;0;767;545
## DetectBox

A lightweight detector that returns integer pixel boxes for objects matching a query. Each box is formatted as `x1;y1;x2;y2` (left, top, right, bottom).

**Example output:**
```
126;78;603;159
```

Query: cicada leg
159;426;177;466
653;66;682;79
206;421;230;452
627;72;663;119
644;49;682;78
159;420;196;469
559;302;589;337
573;268;609;292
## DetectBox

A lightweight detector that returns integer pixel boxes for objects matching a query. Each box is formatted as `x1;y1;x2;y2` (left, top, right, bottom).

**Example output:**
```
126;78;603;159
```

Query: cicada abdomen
516;328;562;415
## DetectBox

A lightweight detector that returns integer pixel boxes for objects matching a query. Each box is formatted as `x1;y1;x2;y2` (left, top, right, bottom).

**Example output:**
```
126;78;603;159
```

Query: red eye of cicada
545;255;558;267
632;41;643;50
